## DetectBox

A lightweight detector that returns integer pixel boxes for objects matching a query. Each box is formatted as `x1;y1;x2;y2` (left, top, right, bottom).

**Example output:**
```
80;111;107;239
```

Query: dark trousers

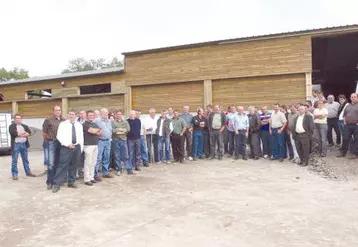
204;130;211;158
327;118;341;145
283;131;294;159
341;124;358;155
53;145;81;187
234;130;247;156
249;132;261;158
110;140;116;169
146;134;158;163
128;138;141;168
260;130;272;156
77;152;84;177
210;129;224;157
227;130;235;155
46;140;61;185
171;134;184;161
223;128;229;153
183;129;192;157
295;133;311;165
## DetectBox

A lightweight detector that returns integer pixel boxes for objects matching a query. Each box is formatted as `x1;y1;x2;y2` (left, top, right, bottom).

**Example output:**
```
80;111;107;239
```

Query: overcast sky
0;0;357;77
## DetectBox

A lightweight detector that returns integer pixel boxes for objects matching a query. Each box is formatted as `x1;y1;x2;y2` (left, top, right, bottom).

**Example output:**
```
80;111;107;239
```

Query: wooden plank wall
1;73;124;101
0;102;12;112
212;74;306;108
18;99;62;118
68;95;124;113
132;81;204;112
125;36;311;85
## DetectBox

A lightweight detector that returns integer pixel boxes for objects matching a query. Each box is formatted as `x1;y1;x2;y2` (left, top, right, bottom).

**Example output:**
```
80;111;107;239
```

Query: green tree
0;67;29;82
62;57;123;74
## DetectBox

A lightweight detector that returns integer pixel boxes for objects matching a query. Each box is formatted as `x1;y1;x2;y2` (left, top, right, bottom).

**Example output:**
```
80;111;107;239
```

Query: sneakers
116;170;122;176
188;156;193;161
263;154;269;159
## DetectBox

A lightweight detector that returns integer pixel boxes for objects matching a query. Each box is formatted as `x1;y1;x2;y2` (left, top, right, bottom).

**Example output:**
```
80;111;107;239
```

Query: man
171;109;186;163
337;93;358;159
260;106;272;158
280;105;294;160
42;105;65;190
311;90;319;105
325;95;341;147
9;114;36;180
225;105;236;157
247;106;261;160
204;105;213;158
179;105;194;161
127;110;142;170
167;107;174;119
77;110;87;124
233;106;249;160
305;100;314;114
94;110;100;119
192;108;207;161
317;92;326;102
292;105;315;167
82;110;102;186
269;104;287;162
112;110;132;175
145;108;159;163
137;110;149;167
94;108;113;179
287;105;300;163
156;109;173;164
208;105;226;160
52;109;84;193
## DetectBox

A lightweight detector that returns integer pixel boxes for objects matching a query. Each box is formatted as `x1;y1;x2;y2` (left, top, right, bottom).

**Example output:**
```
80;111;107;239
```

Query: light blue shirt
226;112;236;132
233;114;249;130
94;117;112;140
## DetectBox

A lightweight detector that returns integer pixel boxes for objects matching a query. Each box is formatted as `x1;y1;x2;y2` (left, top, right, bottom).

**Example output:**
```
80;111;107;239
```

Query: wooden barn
1;24;358;120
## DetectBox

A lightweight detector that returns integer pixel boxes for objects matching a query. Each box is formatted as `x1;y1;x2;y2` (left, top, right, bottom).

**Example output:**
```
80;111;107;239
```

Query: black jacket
292;113;314;140
338;102;348;117
192;115;208;132
9;123;31;150
248;113;261;134
208;112;226;131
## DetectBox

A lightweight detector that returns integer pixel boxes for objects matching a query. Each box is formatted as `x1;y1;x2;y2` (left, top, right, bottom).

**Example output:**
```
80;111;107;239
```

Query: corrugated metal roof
122;24;358;56
0;67;124;86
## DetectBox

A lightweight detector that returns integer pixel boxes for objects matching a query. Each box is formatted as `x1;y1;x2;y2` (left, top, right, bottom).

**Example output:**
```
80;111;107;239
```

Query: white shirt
144;115;158;134
295;115;305;133
139;117;146;136
158;119;174;136
339;104;348;120
57;120;84;152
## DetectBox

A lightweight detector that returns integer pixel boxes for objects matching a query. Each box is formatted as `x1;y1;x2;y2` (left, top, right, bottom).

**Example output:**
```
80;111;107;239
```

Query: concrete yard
1;151;358;247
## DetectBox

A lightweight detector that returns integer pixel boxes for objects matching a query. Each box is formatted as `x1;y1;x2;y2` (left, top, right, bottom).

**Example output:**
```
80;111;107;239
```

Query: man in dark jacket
208;105;226;160
9;114;36;180
292;105;314;166
247;106;261;160
156;109;173;164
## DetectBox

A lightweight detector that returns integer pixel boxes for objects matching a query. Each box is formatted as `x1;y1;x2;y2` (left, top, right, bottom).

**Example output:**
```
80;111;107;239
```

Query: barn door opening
312;32;358;99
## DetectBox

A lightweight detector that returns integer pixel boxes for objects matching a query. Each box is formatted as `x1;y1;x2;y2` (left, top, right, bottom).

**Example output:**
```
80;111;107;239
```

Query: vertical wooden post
12;101;18;115
204;79;212;107
305;72;312;100
62;98;68;117
124;87;132;114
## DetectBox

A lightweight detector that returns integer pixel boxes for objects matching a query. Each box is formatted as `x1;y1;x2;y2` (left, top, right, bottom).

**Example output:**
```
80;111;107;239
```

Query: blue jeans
260;130;272;156
140;135;148;163
43;141;49;166
158;136;171;161
46;140;61;185
96;139;111;177
113;139;131;170
192;131;204;158
11;142;31;176
271;128;285;159
338;120;344;140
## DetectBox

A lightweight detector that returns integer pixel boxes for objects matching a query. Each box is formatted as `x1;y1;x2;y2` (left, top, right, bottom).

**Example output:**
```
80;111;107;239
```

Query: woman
337;95;348;140
313;101;328;157
191;108;207;160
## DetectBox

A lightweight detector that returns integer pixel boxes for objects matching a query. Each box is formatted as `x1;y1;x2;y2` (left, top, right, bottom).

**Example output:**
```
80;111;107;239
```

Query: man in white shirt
145;108;159;163
52;109;84;193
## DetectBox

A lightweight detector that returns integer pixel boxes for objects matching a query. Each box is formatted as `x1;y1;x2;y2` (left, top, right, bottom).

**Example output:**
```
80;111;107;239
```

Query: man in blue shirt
94;108;113;179
260;106;272;158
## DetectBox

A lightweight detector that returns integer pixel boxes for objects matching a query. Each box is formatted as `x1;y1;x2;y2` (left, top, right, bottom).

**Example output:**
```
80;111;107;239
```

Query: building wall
68;94;124;112
125;36;312;86
18;99;62;118
132;81;204;112
212;73;306;108
0;102;12;112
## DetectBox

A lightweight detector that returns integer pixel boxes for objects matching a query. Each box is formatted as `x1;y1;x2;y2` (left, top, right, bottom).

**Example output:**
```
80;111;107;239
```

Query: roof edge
122;24;358;56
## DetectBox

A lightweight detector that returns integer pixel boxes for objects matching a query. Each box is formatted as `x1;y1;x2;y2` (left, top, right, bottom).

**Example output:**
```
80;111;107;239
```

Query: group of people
8;92;358;193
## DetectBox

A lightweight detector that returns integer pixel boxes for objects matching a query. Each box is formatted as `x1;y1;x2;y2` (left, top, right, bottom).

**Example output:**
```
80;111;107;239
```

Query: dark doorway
312;32;358;100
